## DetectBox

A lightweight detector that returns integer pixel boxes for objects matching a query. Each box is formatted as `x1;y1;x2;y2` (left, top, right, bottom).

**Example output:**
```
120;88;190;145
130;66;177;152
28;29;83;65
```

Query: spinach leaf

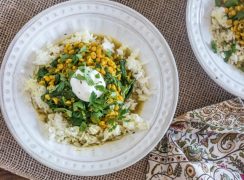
50;81;65;95
50;81;76;99
231;43;236;53
233;11;244;20
60;74;67;81
50;58;58;67
37;67;48;80
79;122;87;132
224;0;239;8
73;101;85;111
56;81;65;92
211;40;217;53
224;50;232;62
60;54;69;62
42;97;59;109
68;71;75;79
89;92;107;110
54;108;72;117
118;108;129;120
71;111;86;126
72;54;79;65
89;92;108;119
224;43;236;62
91;112;103;124
54;74;60;84
215;0;222;6
107;120;117;132
89;91;97;104
61;96;67;106
62;89;77;99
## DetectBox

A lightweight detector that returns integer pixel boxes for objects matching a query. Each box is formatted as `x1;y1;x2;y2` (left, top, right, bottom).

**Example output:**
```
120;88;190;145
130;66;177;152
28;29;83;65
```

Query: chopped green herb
105;50;112;57
54;108;72;117
55;81;65;93
72;55;79;65
211;41;217;53
73;101;85;111
231;43;236;53
95;85;106;93
75;74;86;81
107;120;117;132
86;79;95;86
224;43;237;62
118;108;129;120
74;68;95;86
76;54;82;59
79;46;87;53
95;73;100;78
79;122;87;132
224;50;232;62
233;11;244;20
60;54;69;61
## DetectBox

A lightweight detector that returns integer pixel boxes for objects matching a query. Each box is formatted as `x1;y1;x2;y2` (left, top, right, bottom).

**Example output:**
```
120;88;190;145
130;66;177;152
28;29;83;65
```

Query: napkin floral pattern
146;98;244;180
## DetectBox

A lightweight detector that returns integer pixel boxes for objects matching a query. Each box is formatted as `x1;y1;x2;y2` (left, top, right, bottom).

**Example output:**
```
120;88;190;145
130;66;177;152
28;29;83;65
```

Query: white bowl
187;0;244;99
0;0;178;176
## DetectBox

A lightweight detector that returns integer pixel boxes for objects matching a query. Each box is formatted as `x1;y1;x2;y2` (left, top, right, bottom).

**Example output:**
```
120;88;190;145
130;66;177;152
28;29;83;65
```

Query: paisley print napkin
146;98;244;180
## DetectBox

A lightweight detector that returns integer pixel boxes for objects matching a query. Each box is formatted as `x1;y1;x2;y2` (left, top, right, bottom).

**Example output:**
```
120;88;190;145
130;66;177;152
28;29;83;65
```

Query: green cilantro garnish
95;73;100;78
106;50;112;57
95;85;106;93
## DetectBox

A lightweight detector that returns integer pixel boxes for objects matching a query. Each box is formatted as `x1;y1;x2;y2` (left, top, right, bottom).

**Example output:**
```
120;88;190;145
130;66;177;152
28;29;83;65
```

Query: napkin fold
146;98;244;180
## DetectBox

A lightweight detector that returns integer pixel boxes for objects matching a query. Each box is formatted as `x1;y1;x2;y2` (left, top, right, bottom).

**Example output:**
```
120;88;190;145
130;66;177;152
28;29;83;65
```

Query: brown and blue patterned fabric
147;98;244;180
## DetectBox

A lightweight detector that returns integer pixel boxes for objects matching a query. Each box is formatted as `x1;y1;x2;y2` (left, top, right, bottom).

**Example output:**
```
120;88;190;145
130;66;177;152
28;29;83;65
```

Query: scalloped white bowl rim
186;0;244;99
0;0;179;176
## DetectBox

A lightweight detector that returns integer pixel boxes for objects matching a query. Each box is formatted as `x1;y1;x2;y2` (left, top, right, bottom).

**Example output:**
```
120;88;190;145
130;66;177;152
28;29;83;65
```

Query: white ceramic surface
0;0;179;176
187;0;244;99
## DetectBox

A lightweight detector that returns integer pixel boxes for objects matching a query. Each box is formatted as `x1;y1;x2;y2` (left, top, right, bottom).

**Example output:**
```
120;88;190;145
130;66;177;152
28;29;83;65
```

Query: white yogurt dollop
70;67;106;102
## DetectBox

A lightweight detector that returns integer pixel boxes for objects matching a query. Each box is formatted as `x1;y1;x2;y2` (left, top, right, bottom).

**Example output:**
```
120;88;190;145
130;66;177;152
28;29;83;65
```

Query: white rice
102;37;115;52
211;7;244;66
25;79;50;112
125;50;151;100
